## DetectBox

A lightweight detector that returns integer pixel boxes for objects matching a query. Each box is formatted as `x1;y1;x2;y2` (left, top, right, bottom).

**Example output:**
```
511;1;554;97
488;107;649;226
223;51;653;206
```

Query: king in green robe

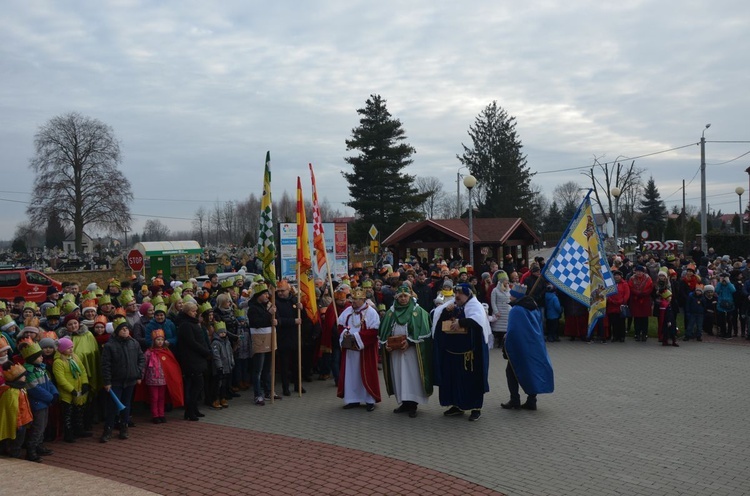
378;286;433;417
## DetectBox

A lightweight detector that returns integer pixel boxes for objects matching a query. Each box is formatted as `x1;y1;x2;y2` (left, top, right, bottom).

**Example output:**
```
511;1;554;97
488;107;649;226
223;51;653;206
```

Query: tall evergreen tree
544;201;565;233
458;101;535;219
343;95;427;243
45;211;67;249
638;177;667;240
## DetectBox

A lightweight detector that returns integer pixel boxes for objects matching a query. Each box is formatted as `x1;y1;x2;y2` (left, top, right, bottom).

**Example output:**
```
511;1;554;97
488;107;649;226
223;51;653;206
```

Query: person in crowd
684;285;705;341
628;265;654;342
146;304;177;348
64;314;100;432
246;283;276;406
20;340;58;462
142;328;183;424
544;284;562;342
490;271;511;347
100;318;144;443
702;285;717;336
379;285;433;418
658;290;679;347
0;362;33;459
606;270;630;342
501;289;554;411
52;337;92;443
337;287;381;412
210;321;234;409
431;283;490;421
175;302;211;421
274;280;309;396
714;273;736;339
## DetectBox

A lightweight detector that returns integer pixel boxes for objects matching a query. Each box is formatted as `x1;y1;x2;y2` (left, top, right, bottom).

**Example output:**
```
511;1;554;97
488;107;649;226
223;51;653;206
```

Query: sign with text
279;223;348;281
127;249;144;271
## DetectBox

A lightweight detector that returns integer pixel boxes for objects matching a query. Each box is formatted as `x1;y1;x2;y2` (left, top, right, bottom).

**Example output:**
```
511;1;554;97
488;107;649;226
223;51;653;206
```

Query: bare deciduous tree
193;206;208;246
415;176;443;219
142;219;170;241
28;112;133;251
583;159;643;222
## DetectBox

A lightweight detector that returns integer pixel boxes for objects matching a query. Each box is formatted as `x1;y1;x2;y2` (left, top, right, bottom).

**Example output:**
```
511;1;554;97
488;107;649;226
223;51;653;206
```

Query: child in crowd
143;329;183;423
702;285;717;336
0;362;33;459
544;285;562;342
684;285;705;341
21;341;58;462
659;290;679;347
38;334;60;442
210;321;234;410
0;335;10;366
52;336;92;442
233;310;252;391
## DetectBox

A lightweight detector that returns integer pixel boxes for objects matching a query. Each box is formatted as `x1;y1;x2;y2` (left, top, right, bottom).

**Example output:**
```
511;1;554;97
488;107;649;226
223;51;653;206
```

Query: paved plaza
3;336;750;495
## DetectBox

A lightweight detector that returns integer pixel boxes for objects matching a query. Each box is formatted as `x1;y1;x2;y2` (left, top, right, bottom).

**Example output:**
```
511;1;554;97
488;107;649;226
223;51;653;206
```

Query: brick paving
6;336;750;495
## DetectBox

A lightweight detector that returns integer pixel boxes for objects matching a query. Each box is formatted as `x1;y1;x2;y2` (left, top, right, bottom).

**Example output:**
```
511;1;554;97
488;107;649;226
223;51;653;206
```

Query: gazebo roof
382;218;540;246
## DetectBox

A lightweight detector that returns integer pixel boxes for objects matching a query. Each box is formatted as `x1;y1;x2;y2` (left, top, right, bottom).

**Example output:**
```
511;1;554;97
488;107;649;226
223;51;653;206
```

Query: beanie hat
39;337;57;349
47;286;60;296
63;314;79;327
694;285;704;293
704;285;715;292
139;302;153;315
21;341;42;362
57;337;74;353
19;326;39;337
86;282;98;292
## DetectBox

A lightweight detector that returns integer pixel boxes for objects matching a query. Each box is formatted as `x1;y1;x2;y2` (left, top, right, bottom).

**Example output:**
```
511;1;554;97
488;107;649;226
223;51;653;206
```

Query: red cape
336;323;381;403
134;347;184;408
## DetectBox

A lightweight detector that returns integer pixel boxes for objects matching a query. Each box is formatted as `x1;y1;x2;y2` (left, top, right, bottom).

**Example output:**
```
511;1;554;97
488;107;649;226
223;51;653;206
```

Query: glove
81;384;91;395
72;390;81;398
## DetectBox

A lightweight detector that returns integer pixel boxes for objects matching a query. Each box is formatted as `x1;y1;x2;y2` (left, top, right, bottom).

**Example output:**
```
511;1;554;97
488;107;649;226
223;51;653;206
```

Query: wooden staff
297;265;303;398
269;281;277;404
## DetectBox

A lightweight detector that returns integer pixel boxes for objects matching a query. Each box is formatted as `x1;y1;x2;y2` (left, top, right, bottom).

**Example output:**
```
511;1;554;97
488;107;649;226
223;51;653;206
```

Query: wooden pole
269;284;277;404
297;265;302;398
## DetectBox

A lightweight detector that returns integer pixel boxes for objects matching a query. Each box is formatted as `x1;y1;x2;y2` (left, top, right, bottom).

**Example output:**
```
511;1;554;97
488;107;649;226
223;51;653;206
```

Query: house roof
383;218;540;246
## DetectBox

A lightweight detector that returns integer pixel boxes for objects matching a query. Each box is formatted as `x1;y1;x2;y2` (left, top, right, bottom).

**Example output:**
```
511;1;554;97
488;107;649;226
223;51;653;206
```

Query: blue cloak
505;301;554;395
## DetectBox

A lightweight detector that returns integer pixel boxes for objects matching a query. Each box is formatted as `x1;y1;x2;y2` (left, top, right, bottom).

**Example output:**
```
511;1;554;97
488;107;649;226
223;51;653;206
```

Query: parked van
0;268;63;303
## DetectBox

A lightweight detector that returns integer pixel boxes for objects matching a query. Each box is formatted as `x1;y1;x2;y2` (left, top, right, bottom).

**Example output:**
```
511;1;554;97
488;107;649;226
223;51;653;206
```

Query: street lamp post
611;187;621;248
736;186;745;235
463;174;477;267
700;123;711;253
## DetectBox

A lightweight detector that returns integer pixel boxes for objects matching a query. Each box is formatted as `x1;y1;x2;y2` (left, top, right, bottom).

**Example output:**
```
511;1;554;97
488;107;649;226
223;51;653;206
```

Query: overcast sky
2;1;749;243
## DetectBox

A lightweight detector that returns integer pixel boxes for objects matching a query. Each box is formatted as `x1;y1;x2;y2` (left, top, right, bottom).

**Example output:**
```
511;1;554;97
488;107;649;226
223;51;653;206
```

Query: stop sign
127;249;144;271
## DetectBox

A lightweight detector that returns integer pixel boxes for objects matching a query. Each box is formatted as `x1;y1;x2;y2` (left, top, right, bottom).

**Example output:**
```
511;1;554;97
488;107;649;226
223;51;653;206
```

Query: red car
0;268;63;303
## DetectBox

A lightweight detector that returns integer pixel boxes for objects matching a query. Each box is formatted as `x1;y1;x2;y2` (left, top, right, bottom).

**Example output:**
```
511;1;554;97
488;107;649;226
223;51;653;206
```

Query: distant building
62;232;94;254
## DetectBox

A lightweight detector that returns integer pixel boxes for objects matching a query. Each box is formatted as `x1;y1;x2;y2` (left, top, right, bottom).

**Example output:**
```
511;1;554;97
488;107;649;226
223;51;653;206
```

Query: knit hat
694;285;704;293
21;341;42;362
510;288;526;300
63;314;79;326
139;302;153;315
47;286;60;296
19;326;39;337
455;283;473;296
704;285;715;292
57;337;74;353
658;267;668;278
39;336;57;349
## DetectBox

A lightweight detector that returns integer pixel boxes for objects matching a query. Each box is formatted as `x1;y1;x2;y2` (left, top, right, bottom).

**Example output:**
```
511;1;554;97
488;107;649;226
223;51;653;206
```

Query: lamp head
610;187;621;198
463;174;477;189
736;186;745;196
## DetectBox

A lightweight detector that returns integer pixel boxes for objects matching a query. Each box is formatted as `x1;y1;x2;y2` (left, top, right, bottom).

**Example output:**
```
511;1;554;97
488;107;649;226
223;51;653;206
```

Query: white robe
387;322;428;405
338;304;380;404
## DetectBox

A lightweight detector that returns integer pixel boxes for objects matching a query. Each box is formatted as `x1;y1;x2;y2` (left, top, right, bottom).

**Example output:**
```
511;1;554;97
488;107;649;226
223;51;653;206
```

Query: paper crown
351;288;366;299
3;363;26;381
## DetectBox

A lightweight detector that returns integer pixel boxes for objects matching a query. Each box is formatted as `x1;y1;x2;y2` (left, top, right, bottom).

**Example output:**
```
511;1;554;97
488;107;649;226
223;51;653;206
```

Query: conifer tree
343;95;427;243
638;177;667;240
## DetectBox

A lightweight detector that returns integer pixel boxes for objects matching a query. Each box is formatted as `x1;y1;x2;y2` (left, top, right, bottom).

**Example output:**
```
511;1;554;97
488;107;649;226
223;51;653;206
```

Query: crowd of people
1;243;742;463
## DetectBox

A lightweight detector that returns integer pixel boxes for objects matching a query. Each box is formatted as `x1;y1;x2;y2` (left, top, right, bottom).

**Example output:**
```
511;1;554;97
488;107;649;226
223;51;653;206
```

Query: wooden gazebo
382;218;540;265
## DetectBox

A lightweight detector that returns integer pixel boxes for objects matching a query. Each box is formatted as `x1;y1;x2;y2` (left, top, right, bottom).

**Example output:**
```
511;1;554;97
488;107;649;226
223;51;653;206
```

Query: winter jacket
545;291;563;320
490;286;511;334
211;334;235;374
101;334;145;387
23;362;58;411
714;281;736;313
685;292;705;316
607;280;630;314
175;313;211;375
52;352;89;405
145;317;177;348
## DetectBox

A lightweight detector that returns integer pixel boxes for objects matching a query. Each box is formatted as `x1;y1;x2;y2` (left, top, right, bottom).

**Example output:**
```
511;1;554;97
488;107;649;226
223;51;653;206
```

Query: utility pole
700;124;710;253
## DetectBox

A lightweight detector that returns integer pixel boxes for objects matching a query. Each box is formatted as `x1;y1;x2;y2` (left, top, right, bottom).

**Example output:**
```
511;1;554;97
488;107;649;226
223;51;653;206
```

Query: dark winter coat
175;313;212;375
101;334;145;387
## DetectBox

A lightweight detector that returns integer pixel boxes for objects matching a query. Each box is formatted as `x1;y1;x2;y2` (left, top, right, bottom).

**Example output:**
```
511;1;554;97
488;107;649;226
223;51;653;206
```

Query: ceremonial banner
542;191;617;336
296;177;319;324
257;151;277;285
309;163;328;279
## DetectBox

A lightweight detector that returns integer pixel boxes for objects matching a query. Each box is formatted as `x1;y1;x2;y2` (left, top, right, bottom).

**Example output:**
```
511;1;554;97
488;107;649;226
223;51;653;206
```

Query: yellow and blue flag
542;191;617;336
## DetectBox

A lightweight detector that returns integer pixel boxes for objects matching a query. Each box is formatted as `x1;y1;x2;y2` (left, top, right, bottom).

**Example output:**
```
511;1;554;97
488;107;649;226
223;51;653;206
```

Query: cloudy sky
2;0;749;242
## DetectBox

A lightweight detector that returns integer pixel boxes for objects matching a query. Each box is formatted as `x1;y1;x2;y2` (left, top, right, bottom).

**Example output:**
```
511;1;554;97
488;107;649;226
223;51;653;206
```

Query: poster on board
279;222;348;282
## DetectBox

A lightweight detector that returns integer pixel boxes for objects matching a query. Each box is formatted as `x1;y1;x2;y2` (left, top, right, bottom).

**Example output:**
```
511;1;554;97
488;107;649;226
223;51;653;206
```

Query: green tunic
378;299;433;397
72;329;102;393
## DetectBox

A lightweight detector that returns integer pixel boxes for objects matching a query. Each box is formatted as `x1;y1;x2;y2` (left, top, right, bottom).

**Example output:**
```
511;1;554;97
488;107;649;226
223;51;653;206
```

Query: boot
62;404;76;443
118;425;129;440
672;338;679;347
100;426;113;443
73;405;93;438
211;400;222;410
220;399;229;408
26;449;42;463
